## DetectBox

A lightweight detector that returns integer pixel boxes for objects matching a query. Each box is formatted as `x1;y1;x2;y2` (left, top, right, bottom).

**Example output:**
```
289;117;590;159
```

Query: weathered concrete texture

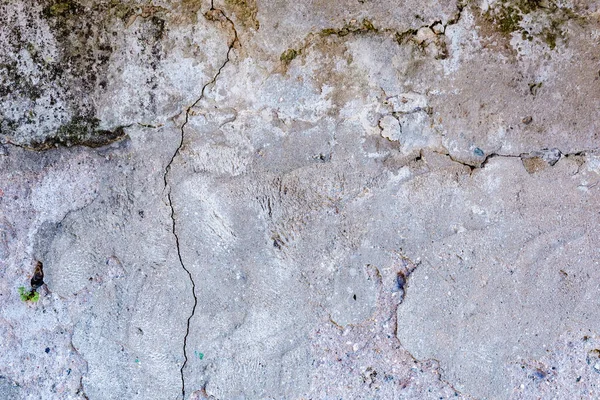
2;0;600;399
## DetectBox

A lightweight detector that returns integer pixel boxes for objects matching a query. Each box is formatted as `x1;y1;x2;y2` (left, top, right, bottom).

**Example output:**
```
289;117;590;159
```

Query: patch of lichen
0;60;43;100
40;2;114;95
485;4;522;34
540;18;568;49
481;0;579;50
44;0;142;21
513;0;543;14
108;0;135;21
483;0;549;29
42;1;82;17
320;19;378;37
225;0;259;29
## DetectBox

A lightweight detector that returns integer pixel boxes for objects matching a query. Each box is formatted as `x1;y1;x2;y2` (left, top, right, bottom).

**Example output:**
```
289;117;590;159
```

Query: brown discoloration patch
521;156;548;174
225;0;259;30
169;0;203;24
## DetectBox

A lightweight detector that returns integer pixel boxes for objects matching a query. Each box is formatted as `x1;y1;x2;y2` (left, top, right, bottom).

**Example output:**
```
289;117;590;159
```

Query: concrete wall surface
2;0;600;398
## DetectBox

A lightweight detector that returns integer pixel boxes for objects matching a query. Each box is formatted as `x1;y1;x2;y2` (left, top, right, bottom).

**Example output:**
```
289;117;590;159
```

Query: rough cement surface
2;0;600;399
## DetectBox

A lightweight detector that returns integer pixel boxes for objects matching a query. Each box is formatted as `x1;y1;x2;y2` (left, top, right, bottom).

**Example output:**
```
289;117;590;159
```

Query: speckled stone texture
2;0;600;399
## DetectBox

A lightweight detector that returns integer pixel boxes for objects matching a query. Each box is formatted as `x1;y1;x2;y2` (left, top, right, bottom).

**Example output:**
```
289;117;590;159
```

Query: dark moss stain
514;0;542;14
540;19;565;49
529;81;542;96
320;18;378;37
42;1;82;18
39;1;166;90
280;48;298;63
0;1;166;147
27;116;128;150
41;1;115;90
521;30;534;41
395;29;417;45
362;19;376;31
483;0;545;29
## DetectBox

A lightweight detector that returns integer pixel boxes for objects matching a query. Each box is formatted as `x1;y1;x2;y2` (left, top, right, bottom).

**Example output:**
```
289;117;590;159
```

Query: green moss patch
18;287;39;302
320;19;378;37
280;48;298;63
481;0;579;50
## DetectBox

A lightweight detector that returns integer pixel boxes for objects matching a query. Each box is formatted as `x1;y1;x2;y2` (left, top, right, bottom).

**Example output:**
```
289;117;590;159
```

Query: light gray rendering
2;0;600;399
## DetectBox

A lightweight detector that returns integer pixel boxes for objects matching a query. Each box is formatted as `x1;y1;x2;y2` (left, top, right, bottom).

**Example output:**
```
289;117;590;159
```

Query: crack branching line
70;336;90;400
433;147;599;174
162;5;238;400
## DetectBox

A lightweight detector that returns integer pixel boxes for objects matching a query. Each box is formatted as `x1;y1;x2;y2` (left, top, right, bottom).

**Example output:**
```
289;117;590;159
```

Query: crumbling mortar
282;1;466;66
435;147;599;174
162;4;239;399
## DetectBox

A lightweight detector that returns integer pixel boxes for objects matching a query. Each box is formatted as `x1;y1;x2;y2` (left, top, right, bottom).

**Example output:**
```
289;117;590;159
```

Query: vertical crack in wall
162;5;238;399
69;334;90;400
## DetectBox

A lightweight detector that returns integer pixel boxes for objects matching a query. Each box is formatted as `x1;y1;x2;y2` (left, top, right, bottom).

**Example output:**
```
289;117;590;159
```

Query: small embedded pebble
522;116;533;125
586;349;600;373
431;23;444;35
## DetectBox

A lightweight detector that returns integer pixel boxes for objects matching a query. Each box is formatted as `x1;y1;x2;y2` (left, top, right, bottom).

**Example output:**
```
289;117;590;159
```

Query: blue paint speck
473;147;484;157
